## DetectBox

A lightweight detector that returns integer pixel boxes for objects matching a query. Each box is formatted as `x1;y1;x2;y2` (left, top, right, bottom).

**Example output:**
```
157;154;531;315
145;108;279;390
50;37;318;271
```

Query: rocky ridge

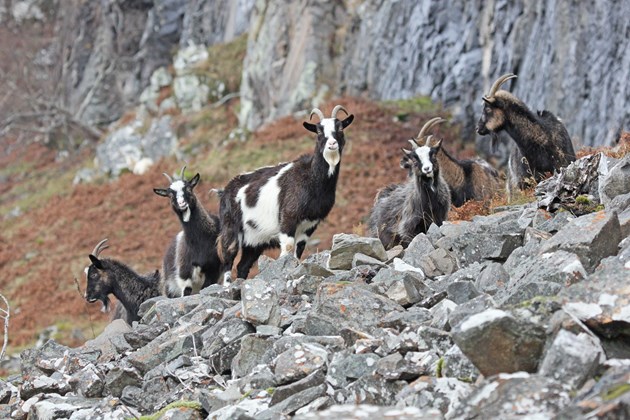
1;153;629;418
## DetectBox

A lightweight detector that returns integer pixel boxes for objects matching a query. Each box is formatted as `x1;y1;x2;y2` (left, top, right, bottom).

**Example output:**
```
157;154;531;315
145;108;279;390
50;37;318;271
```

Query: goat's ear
89;254;104;270
400;148;412;169
482;97;494;106
432;139;443;150
190;173;201;189
340;114;354;130
153;188;169;197
303;122;318;133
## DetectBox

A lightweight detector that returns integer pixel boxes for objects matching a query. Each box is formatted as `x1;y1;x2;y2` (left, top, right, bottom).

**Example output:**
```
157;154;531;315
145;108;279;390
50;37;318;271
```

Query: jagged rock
452;309;546;376
271;369;326;406
498;249;587;305
429;299;458;331
474;262;508;295
231;334;275;378
304;284;404;335
27;394;115;419
328;234;388;270
379;307;433;331
370;269;433;306
402;234;436;268
417;327;453;356
352;253;387;268
201;317;255;373
20;374;71;399
126;323;206;375
538;329;605;389
82;319;131;362
123;323;169;350
241;279;281;326
391;258;425;276
141;294;229;326
396;376;473;417
600;154;630;207
538;210;621;272
256;254;301;291
295;404;442;419
376;351;439;381
68;364;104;398
258;384;326;419
445;281;480;305
341;375;407;406
274;343;328;385
452;373;571;419
103;364;142;398
327;351;379;389
441;345;480;382
448;295;496;330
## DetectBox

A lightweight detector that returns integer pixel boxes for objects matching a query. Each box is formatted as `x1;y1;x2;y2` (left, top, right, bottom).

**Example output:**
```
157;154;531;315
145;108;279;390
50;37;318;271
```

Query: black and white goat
422;117;502;206
218;105;354;280
369;119;451;249
154;166;224;296
84;239;160;324
476;73;576;192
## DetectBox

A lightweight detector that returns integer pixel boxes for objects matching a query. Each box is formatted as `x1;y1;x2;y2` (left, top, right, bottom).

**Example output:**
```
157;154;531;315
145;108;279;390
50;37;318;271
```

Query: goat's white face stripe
321;118;340;176
415;146;434;177
238;163;294;246
170;180;191;221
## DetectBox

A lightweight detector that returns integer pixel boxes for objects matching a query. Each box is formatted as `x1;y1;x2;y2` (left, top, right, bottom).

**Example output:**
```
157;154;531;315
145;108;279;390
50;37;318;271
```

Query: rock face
239;0;629;147
2;160;630;418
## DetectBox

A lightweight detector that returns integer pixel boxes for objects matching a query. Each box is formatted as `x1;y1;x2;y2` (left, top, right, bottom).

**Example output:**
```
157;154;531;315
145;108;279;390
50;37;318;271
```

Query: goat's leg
236;246;264;279
295;225;318;259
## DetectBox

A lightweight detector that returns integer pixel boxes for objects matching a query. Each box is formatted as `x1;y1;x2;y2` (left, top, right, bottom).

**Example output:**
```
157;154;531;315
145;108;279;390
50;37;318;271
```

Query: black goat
422;117;502;206
84;239;160;324
218;105;354;280
154;166;224;295
369;119;451;249
476;73;576;192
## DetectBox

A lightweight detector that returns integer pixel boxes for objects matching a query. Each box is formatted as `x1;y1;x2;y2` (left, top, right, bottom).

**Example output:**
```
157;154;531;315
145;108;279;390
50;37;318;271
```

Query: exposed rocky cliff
1;153;629;418
57;0;627;147
240;0;629;147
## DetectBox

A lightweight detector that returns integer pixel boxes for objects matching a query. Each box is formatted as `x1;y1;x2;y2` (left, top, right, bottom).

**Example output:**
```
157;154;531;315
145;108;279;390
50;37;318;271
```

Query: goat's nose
423;165;433;174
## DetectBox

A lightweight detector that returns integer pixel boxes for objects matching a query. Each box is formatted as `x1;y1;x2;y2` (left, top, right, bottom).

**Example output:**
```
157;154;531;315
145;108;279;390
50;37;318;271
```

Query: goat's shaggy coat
218;106;354;280
84;239;160;324
436;146;502;207
154;169;223;296
476;73;576;191
369;139;451;249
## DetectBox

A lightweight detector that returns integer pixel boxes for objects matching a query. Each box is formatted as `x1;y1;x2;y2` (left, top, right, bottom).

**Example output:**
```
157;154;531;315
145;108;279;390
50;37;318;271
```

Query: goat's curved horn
486;73;517;99
416;117;446;140
331;105;349;120
163;172;174;183
179;165;187;180
91;238;109;257
425;135;434;147
309;108;325;122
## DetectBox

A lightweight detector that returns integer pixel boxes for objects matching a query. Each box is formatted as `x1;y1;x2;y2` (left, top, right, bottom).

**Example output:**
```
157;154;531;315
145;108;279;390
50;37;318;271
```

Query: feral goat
476;73;576;191
84;239;160;324
218;105;354;280
154;166;224;296
423;117;502;206
369;119;451;249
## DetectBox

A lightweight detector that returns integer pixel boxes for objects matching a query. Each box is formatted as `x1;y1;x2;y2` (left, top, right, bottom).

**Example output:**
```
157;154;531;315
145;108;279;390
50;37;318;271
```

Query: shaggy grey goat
218;105;354;280
154;166;224;296
476;73;576;193
369;119;451;249
84;239;160;324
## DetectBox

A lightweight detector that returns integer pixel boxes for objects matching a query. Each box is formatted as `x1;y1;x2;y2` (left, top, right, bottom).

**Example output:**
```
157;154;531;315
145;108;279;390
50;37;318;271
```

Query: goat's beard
100;296;111;313
491;132;499;153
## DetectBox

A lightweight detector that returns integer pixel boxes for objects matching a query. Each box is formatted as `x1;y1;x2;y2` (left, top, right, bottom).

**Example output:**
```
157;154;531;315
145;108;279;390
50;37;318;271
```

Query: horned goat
84;239;160;324
369;119;451;249
218;105;354;280
476;73;576;192
154;166;224;296
423;117;502;206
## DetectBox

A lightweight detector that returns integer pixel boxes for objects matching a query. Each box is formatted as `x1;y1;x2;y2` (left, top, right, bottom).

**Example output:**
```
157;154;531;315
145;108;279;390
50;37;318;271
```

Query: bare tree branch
0;294;9;362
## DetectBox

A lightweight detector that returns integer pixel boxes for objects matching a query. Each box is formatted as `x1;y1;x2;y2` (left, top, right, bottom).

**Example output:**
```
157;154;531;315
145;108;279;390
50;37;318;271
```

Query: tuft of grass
139;400;203;420
436;357;445;378
384;96;435;120
602;383;630;401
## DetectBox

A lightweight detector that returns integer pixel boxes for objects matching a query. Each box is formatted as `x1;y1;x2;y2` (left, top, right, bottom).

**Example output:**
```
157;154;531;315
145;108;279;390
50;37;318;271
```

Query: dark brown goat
476;73;576;193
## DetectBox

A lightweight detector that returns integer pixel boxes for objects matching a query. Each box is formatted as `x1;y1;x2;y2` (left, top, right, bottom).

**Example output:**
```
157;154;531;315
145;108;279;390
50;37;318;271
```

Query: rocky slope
1;153;628;419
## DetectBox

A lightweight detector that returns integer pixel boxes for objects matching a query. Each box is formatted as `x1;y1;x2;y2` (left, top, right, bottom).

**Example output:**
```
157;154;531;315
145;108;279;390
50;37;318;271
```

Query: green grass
383;96;436;121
